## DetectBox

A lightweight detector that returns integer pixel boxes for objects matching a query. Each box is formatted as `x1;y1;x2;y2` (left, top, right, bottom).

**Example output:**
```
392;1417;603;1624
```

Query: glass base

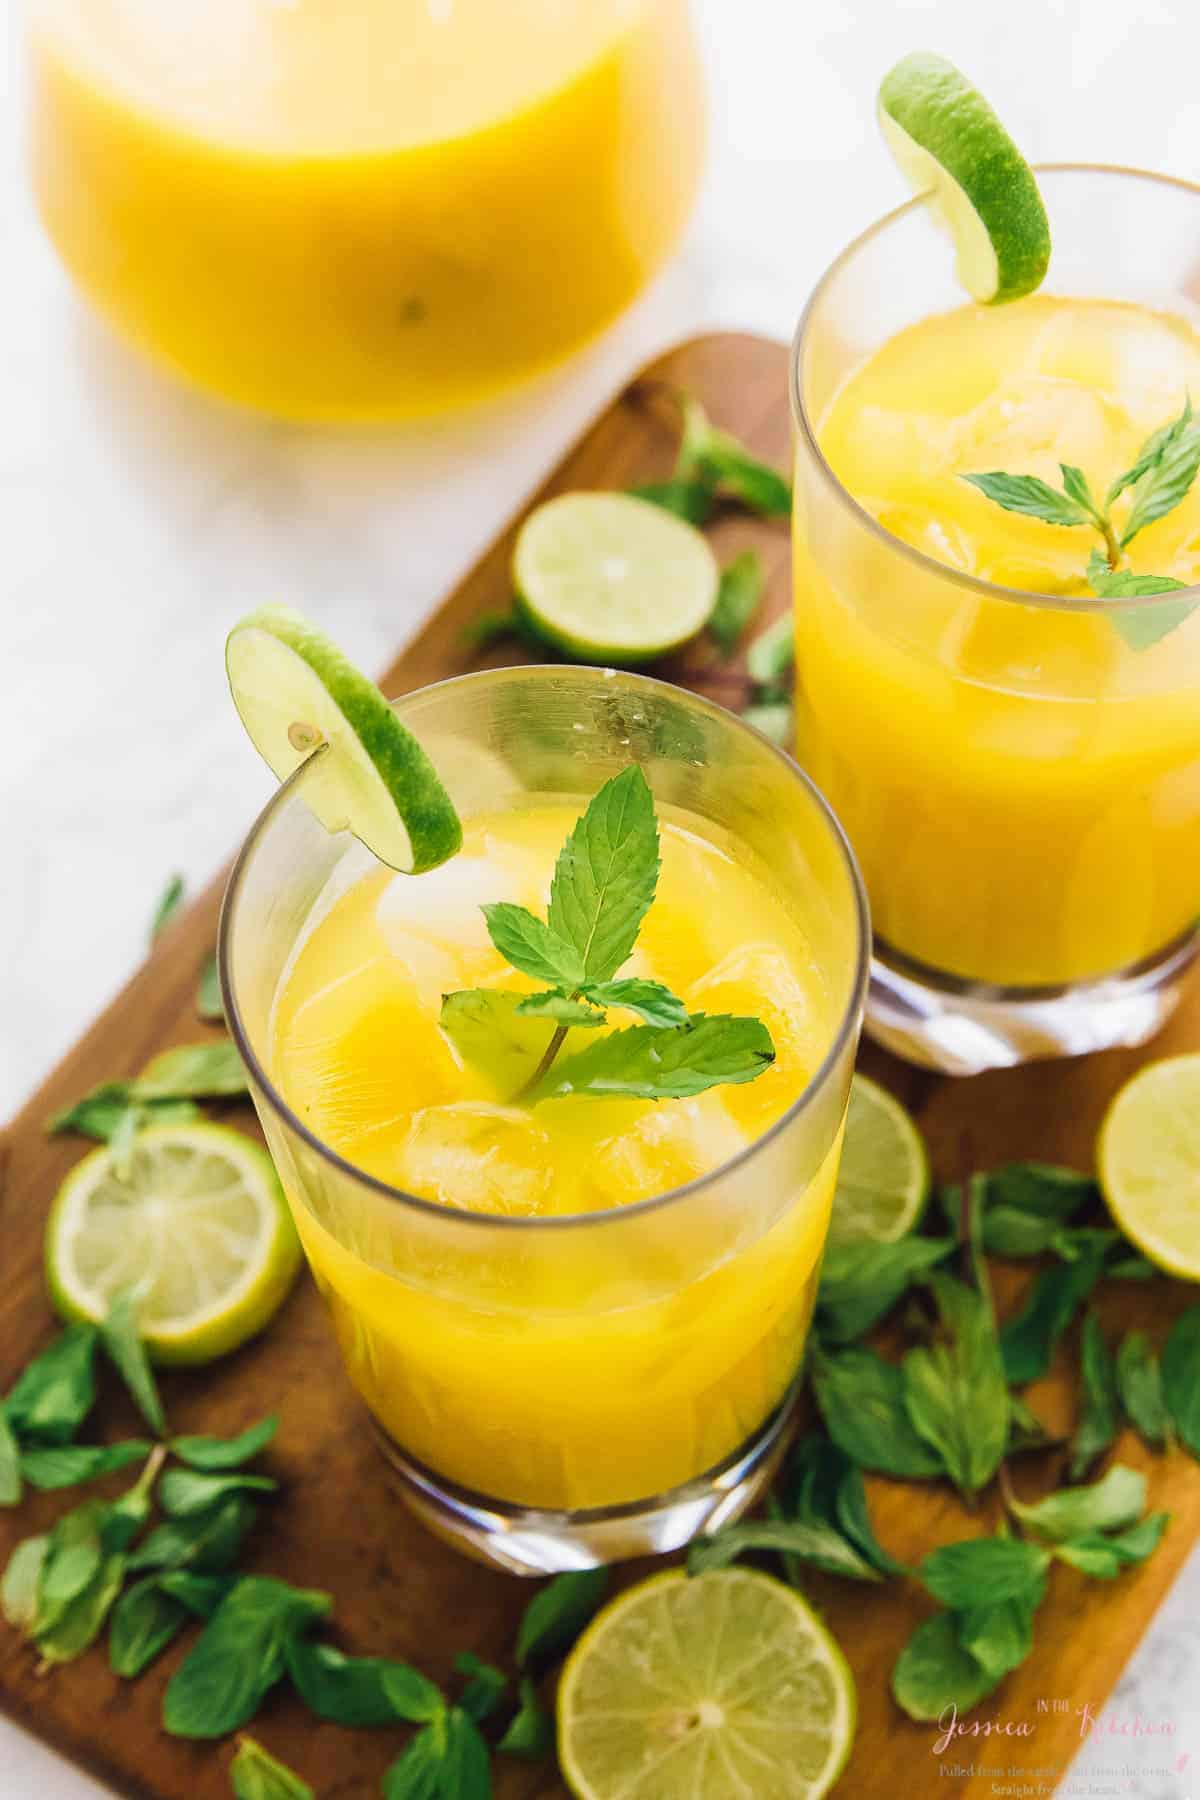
372;1396;795;1576
866;929;1199;1076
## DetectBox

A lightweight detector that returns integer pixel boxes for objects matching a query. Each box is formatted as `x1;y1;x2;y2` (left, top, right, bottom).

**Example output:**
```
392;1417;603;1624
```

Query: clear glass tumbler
220;667;867;1573
792;166;1200;1075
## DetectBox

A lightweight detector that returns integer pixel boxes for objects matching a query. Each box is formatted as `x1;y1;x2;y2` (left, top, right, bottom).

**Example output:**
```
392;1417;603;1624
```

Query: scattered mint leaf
481;904;583;989
628;479;715;526
1161;1305;1200;1459
741;702;793;747
815;1237;954;1344
1106;1252;1157;1281
1053;1512;1171;1579
1000;1241;1107;1385
746;613;794;686
164;1577;333;1739
1068;1312;1120;1481
516;1569;609;1671
382;1719;446;1800
985;1164;1096;1222
918;1538;1050;1611
981;1207;1062;1258
498;1676;553;1760
892;1612;998;1721
960;470;1091;528
128;1495;258;1574
1106;400;1193;506
19;1441;152;1491
197;953;224;1022
455;1651;507;1724
901;1273;1008;1498
514;992;605;1028
101;1290;167;1437
172;1416;278;1472
284;1637;443;1728
581;977;689;1028
150;874;186;944
36;1551;128;1664
1006;1464;1146;1543
689;1517;882;1583
135;1040;248;1101
230;1736;314;1800
529;1013;774;1104
160;1469;278;1518
1;1536;48;1630
47;1082;200;1145
1120;415;1200;546
677;395;791;516
5;1324;99;1446
1115;1332;1171;1451
461;606;550;655
811;1346;944;1479
709;550;765;654
110;1575;196;1678
0;1408;21;1507
441;1706;492;1800
438;990;556;1094
546;765;659;984
957;1594;1039;1684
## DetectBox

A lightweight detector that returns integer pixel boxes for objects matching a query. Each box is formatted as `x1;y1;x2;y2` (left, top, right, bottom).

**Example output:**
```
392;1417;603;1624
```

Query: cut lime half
829;1073;930;1246
513;492;719;663
226;606;462;873
558;1569;856;1800
46;1122;302;1365
1098;1054;1200;1280
878;52;1050;304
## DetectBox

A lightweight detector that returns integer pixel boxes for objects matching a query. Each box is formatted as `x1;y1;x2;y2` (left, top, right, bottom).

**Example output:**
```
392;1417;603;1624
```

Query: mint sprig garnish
441;765;775;1105
961;396;1199;647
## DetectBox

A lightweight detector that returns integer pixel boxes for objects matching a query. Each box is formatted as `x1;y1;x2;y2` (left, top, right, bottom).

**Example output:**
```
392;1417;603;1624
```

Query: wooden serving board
3;333;1199;1800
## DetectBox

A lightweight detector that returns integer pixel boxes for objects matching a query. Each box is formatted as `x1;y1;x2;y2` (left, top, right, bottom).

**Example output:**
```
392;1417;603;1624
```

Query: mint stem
1100;515;1122;571
513;1022;570;1103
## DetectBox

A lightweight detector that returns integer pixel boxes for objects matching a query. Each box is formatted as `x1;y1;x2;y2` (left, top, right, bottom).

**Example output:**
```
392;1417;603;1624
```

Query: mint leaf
892;1612;998;1721
441;1708;492;1800
382;1720;446;1800
1120;417;1200;546
628;479;715;526
530;1013;774;1104
439;990;557;1093
516;1569;608;1670
958;1595;1039;1683
19;1441;151;1491
581;978;688;1028
5;1324;98;1445
816;1237;954;1344
150;873;186;944
918;1538;1050;1611
455;1651;507;1724
110;1576;196;1679
284;1637;443;1727
741;702;793;746
901;1273;1008;1498
709;551;765;654
677;396;791;516
689;1515;882;1582
1107;399;1193;505
1115;1332;1171;1451
1053;1512;1170;1579
1068;1312;1119;1480
2;1536;49;1631
546;764;659;984
134;1040;248;1101
514;992;605;1027
1000;1241;1107;1385
172;1416;278;1472
101;1290;167;1437
164;1577;333;1739
481;904;584;988
47;1082;200;1145
0;1409;21;1507
160;1469;277;1517
986;1163;1097;1221
1162;1304;1200;1458
1006;1464;1146;1542
197;954;224;1022
498;1677;553;1760
36;1551;128;1665
1059;463;1104;525
128;1496;258;1574
230;1737;314;1800
811;1346;944;1479
746;613;794;686
961;470;1090;527
982;1207;1063;1258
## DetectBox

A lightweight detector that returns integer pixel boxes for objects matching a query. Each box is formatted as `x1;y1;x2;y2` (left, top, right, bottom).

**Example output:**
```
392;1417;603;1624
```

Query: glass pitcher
27;0;706;419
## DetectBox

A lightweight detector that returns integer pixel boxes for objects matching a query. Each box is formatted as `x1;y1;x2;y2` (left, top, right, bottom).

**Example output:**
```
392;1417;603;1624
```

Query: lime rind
1098;1053;1200;1280
46;1122;302;1366
226;606;462;874
513;491;720;663
878;52;1050;305
829;1073;930;1246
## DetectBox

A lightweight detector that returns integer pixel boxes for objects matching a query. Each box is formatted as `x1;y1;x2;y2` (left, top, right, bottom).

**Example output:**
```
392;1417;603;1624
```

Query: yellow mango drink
791;165;1200;1072
28;0;704;419
221;656;866;1571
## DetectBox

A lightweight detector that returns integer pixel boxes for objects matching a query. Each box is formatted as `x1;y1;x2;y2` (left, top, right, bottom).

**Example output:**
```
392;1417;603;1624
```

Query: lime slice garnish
1098;1054;1200;1280
45;1122;302;1365
877;52;1050;304
557;1569;856;1800
226;606;462;874
829;1074;930;1246
513;492;719;663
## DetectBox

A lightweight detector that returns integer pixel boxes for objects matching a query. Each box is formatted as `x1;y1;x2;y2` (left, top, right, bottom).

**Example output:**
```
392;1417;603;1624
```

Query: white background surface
3;0;1200;1793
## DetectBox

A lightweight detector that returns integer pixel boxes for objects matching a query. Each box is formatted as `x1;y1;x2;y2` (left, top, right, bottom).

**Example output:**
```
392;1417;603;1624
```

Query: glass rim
789;161;1200;616
218;663;871;1236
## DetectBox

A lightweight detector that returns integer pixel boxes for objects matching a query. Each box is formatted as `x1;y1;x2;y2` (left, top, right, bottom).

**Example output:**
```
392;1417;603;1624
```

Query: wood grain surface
2;333;1198;1800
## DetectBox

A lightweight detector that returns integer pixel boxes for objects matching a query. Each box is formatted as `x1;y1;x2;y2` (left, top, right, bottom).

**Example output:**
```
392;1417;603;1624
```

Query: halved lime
829;1074;929;1246
878;53;1050;304
46;1123;302;1365
1098;1054;1200;1280
513;492;719;663
226;606;462;873
558;1569;856;1800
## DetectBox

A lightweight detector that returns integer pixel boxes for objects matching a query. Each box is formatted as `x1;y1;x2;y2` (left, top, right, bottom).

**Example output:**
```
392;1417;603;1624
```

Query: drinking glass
220;667;867;1572
791;166;1200;1074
